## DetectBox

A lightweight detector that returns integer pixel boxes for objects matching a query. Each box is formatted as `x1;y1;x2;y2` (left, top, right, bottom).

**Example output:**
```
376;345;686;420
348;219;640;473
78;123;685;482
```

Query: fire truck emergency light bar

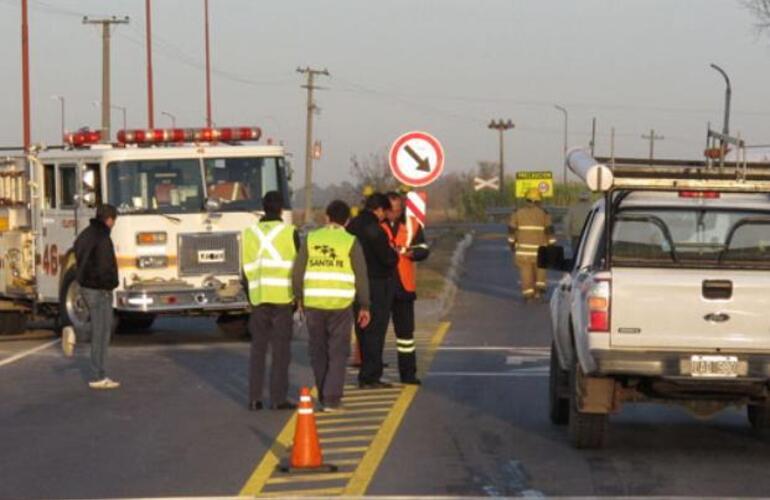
64;130;102;147
117;127;261;144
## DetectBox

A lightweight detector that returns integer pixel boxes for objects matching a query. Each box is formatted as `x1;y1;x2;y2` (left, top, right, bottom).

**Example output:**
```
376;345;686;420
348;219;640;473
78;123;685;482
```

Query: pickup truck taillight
587;280;611;333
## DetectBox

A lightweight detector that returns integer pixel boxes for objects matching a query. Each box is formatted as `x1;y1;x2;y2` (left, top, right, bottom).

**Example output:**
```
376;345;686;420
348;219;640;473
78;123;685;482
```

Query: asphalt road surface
3;223;770;498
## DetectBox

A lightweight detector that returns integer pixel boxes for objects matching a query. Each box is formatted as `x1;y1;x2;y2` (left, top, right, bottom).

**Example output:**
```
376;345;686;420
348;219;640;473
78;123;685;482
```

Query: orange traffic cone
279;387;337;473
349;337;362;368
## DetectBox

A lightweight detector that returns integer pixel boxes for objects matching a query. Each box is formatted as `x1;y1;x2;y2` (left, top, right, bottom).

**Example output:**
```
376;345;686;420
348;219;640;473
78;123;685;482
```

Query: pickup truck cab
542;149;770;448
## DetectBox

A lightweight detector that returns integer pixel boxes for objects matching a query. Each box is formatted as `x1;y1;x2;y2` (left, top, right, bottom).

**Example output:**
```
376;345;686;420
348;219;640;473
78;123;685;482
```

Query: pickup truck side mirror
538;245;573;272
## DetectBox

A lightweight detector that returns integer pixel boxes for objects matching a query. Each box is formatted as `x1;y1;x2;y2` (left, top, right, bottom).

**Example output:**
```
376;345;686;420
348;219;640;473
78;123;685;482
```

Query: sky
1;0;770;187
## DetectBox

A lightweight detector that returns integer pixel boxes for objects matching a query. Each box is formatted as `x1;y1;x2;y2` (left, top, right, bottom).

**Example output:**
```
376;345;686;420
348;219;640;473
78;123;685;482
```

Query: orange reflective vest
381;222;417;292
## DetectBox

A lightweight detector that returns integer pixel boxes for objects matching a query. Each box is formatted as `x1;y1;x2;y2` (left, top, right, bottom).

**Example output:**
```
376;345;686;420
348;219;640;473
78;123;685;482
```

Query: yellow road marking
318;425;381;434
343;321;450;496
316;416;386;426
239;321;451;497
259;487;344;497
266;471;353;485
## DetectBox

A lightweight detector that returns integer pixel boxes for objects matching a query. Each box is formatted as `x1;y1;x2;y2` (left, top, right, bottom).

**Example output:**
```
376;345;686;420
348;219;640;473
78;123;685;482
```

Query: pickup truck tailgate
611;267;770;350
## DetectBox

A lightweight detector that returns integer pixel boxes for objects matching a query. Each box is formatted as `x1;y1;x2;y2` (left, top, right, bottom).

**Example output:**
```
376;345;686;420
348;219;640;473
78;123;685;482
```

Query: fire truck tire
748;402;770;435
59;267;91;333
117;313;156;333
216;314;249;338
0;311;27;335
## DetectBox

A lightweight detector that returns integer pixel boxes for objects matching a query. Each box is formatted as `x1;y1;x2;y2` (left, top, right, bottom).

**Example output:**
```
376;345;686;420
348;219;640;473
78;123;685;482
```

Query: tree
349;151;398;192
744;0;770;32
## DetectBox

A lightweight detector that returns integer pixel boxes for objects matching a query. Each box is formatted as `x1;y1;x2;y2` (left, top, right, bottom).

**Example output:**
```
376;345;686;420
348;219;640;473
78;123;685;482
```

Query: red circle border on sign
388;131;445;187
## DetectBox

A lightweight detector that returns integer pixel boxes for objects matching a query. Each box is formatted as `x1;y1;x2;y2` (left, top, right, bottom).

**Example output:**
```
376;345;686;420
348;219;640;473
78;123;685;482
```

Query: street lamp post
488;119;515;194
161;111;176;128
93;100;127;132
51;95;65;139
710;63;732;161
554;105;569;185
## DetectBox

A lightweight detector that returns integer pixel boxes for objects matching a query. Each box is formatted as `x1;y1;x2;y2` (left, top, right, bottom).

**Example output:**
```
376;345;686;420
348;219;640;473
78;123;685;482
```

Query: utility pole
590;117;597;157
145;0;155;128
297;66;330;223
487;119;515;193
21;0;31;149
204;0;212;127
642;129;664;164
83;15;129;143
554;105;569;184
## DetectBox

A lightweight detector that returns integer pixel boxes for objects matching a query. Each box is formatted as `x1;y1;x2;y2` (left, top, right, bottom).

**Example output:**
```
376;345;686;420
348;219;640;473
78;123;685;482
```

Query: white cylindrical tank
566;148;614;191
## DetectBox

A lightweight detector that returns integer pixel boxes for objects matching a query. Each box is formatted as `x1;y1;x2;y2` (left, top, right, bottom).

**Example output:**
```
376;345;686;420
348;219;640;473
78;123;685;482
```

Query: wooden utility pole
145;0;155;128
642;129;665;164
21;0;31;149
488;119;515;193
83;16;129;143
297;66;329;223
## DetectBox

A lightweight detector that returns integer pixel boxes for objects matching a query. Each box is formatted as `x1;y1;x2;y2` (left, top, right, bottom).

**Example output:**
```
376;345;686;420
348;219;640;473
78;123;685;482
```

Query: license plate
690;355;739;378
197;249;225;263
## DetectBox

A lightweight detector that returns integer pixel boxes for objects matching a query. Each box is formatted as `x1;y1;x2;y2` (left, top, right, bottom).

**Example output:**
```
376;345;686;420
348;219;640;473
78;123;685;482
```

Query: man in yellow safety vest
509;188;556;303
242;191;299;411
292;200;371;412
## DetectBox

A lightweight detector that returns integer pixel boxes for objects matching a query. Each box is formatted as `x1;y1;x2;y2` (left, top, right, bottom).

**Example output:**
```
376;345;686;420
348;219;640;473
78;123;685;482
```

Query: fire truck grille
178;232;240;276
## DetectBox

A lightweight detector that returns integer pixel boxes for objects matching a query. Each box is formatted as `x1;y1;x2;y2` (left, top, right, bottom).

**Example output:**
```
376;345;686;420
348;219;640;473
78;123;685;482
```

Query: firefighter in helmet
508;188;556;303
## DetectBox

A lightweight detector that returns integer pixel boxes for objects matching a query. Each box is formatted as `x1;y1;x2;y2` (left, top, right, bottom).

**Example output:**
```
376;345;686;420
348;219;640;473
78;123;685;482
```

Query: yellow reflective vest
242;220;296;305
303;226;356;310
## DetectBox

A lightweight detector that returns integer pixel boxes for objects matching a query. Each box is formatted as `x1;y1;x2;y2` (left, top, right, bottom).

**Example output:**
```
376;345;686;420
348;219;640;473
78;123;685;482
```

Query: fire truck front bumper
115;282;249;314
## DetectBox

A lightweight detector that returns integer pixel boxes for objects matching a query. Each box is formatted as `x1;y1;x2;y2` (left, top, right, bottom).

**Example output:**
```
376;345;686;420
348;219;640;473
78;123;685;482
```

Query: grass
415;227;465;299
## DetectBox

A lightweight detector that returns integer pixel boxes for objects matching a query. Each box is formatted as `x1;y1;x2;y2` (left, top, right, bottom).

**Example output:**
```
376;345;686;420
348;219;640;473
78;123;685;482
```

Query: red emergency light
64;130;101;147
679;191;720;199
117;127;261;145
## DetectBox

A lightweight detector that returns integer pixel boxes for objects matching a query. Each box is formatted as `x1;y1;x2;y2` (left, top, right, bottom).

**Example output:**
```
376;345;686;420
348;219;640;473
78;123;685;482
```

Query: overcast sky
1;0;770;186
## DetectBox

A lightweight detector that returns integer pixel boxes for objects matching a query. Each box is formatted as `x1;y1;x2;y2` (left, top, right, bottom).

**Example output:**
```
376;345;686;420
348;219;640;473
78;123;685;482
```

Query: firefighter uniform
242;218;297;408
508;189;556;301
382;219;429;383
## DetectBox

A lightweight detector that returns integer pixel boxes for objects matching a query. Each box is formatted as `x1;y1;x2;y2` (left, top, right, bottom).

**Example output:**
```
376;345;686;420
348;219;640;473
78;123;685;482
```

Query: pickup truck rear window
612;208;770;269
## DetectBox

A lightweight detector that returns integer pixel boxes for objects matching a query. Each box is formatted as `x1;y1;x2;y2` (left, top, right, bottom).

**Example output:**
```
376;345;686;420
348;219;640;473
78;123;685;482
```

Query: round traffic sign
388;131;444;187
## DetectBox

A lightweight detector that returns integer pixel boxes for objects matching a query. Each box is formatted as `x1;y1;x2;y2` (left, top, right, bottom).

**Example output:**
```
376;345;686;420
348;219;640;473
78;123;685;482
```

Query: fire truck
0;126;292;336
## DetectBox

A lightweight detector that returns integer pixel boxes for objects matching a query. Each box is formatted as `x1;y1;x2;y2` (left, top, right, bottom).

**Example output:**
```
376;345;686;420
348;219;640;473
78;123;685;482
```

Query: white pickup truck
541;150;770;448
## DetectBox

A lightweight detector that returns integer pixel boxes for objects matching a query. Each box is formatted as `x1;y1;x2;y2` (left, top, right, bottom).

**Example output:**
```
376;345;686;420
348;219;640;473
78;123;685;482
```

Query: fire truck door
37;163;79;302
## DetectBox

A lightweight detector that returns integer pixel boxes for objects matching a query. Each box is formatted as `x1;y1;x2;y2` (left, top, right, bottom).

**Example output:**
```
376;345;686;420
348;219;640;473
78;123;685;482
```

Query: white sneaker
88;378;120;390
61;326;76;358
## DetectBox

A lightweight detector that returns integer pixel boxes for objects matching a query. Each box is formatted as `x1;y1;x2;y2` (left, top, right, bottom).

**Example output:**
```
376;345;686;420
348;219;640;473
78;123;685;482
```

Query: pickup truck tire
747;403;770;435
568;365;609;449
549;342;570;425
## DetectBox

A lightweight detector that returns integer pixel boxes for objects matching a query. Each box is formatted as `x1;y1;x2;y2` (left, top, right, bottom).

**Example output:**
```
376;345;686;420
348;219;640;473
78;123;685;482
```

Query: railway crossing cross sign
474;176;500;191
388;131;445;187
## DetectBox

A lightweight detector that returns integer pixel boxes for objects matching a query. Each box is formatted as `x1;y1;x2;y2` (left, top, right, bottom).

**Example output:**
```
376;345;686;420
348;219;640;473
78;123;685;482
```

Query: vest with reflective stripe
381;222;417;292
242;221;296;305
303;226;356;310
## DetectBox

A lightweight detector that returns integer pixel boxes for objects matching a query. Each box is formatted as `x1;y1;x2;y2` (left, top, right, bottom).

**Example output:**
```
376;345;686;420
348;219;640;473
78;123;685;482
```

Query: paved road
371;224;770;497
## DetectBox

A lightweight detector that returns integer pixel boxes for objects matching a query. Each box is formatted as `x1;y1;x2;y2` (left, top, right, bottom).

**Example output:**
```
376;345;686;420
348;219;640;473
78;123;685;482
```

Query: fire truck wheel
59;267;91;333
117;313;156;333
216;314;249;338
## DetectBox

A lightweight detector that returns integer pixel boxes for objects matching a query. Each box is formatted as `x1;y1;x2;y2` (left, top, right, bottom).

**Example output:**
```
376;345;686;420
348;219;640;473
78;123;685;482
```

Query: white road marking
0;339;59;368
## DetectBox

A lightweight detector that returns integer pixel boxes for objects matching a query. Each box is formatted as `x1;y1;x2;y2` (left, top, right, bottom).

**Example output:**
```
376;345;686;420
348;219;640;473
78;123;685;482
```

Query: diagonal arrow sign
404;144;431;172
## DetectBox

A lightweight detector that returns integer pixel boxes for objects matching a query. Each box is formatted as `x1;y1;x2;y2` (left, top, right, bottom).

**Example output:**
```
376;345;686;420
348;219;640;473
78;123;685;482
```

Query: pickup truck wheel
549;342;569;425
747;403;770;435
567;364;609;449
216;314;249;338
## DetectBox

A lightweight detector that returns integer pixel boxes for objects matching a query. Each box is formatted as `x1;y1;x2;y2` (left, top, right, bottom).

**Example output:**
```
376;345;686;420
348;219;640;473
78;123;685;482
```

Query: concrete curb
416;230;475;322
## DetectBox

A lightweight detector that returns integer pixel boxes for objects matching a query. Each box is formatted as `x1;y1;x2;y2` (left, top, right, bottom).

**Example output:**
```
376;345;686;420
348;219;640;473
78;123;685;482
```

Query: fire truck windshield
203;156;284;212
107;159;205;214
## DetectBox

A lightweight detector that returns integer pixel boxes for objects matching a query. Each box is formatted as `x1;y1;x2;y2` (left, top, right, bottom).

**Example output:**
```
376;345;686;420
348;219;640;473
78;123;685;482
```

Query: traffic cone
279;387;337;473
349;336;362;368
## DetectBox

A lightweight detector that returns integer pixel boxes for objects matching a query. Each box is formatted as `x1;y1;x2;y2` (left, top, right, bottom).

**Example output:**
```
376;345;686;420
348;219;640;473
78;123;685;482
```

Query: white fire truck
0;126;292;335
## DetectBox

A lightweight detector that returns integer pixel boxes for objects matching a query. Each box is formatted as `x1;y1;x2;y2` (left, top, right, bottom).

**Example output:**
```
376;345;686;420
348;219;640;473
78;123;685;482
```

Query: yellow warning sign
515;171;554;199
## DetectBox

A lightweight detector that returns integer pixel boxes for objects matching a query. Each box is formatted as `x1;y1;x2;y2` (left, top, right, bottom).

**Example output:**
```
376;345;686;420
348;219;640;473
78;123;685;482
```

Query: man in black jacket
347;193;398;388
67;204;120;389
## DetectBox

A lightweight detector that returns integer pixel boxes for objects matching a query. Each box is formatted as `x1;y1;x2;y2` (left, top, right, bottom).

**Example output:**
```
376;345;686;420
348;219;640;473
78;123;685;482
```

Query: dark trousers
248;304;294;405
79;287;114;380
392;298;417;381
355;277;394;384
305;308;353;405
